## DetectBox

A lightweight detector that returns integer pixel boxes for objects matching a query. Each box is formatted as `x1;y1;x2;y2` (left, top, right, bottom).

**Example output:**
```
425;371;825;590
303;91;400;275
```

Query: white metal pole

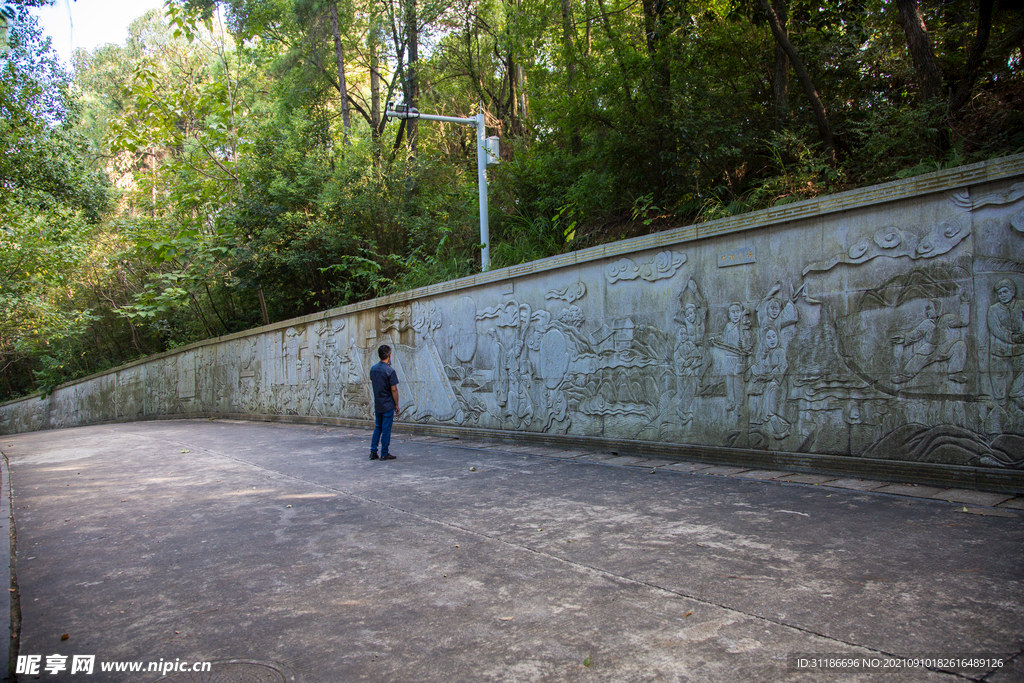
476;109;490;272
384;105;490;272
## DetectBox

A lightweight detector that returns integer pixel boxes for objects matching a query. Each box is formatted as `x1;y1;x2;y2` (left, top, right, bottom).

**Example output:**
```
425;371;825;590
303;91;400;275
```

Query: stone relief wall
3;161;1024;472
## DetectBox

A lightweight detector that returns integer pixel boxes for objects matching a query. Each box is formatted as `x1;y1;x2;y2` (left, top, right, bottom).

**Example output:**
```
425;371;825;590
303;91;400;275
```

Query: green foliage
0;4;114;397
3;0;1023;401
231;110;482;318
696;129;845;221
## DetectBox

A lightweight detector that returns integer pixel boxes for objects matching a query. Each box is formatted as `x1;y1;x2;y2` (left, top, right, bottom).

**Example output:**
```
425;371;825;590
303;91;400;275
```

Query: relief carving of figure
755;282;801;354
281;327;303;412
891;297;968;385
480;301;539;428
311;320;347;415
673;302;706;424
490;330;534;428
747;326;791;439
237;338;260;413
711;302;753;414
987;278;1024;409
342;344;370;414
328;348;347;413
505;339;534;426
492;328;509;409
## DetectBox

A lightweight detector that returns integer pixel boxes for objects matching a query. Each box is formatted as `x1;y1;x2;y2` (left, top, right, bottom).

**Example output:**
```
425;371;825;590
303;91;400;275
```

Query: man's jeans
371;409;395;456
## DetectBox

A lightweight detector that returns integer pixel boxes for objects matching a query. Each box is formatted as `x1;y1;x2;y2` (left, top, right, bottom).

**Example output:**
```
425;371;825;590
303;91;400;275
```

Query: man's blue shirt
369;361;399;413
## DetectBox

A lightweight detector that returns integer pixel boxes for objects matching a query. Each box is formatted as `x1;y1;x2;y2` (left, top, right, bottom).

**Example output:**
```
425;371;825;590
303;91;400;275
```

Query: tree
330;1;352;142
6;0;1022;401
770;0;789;125
757;0;834;163
0;1;112;397
894;0;943;101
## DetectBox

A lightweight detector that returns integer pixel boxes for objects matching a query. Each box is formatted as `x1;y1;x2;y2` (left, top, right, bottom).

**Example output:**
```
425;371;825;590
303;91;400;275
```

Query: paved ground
1;419;1022;683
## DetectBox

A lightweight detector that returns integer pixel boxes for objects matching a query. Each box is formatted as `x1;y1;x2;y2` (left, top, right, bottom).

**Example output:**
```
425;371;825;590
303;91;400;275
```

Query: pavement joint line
101;426;993;679
10;424;1017;681
1002;648;1024;676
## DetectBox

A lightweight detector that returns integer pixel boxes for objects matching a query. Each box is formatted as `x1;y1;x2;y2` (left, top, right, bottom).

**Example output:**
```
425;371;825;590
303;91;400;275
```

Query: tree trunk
507;52;518;131
404;0;419;153
189;293;215;338
2;362;15;399
561;0;576;94
370;15;382;137
757;0;835;163
257;286;270;327
584;0;592;55
517;63;529;121
204;283;230;334
330;3;351;145
948;0;994;114
772;0;790;126
561;0;579;151
595;0;636;114
895;0;944;101
642;0;670;99
502;0;525;136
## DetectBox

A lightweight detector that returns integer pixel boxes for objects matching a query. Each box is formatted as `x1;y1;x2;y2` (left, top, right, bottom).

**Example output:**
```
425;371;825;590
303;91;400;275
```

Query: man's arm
989;305;1014;344
391;384;400;416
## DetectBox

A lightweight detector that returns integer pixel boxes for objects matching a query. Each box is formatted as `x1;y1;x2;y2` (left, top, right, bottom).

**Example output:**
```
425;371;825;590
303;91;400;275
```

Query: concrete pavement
1;419;1022;682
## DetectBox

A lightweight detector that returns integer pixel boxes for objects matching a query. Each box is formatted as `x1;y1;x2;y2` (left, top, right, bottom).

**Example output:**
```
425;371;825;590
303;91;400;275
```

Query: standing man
369;344;400;461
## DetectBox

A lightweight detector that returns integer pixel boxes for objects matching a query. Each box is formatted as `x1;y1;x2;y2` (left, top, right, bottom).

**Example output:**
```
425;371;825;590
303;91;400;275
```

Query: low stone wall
4;156;1024;489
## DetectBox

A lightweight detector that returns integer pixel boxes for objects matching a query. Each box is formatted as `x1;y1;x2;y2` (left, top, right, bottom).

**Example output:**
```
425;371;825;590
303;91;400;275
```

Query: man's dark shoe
369;452;379;460
381;454;397;461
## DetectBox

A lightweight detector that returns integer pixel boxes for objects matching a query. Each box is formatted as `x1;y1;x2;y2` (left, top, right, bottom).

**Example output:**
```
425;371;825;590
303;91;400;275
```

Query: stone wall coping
4;152;1023;408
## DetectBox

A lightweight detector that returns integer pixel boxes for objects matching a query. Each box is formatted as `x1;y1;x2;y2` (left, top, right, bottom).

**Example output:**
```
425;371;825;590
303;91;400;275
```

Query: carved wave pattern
857;265;966;312
863;425;1024;469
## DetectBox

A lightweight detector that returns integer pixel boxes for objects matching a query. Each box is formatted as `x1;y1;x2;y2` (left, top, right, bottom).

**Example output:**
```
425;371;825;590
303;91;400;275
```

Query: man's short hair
378;344;391;360
995;278;1017;296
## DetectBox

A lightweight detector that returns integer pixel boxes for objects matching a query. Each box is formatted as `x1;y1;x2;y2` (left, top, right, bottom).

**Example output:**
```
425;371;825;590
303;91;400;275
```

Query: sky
30;0;167;67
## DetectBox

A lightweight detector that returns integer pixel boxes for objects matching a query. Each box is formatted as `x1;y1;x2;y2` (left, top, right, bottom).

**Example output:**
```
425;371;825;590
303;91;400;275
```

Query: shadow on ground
2;419;1022;682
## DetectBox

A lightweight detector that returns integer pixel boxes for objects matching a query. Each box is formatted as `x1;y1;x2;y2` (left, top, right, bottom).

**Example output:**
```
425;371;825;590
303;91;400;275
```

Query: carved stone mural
987;277;1024;417
49;385;79;430
3;158;1024;474
671;281;707;427
116;366;145;420
606;251;686;284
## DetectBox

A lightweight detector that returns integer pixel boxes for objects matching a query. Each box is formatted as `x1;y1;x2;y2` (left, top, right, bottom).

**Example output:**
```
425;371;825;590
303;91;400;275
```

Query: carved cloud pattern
802;220;969;277
952;182;1024;233
546;281;587;303
605;251;687;284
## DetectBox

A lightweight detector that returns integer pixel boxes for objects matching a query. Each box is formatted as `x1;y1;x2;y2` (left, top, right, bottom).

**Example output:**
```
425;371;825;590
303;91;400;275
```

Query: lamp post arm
385;109;477;126
383;105;491;272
